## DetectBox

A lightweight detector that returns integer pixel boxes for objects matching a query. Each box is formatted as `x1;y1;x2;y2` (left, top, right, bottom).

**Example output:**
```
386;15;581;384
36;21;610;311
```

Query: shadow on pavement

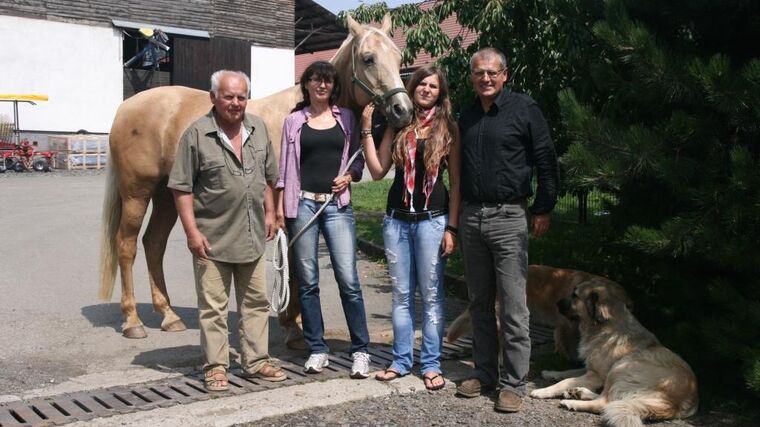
81;303;200;332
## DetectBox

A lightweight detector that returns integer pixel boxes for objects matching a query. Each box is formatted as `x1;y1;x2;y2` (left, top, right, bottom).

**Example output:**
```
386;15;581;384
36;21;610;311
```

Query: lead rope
269;147;364;314
270;228;290;314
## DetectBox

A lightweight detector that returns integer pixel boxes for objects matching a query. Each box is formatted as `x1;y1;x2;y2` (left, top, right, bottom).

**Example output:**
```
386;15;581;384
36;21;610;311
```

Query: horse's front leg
278;266;306;350
144;187;187;332
118;197;150;338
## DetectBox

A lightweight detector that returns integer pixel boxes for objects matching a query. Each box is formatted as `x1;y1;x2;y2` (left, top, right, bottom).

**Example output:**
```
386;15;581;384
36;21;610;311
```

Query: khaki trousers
193;255;270;373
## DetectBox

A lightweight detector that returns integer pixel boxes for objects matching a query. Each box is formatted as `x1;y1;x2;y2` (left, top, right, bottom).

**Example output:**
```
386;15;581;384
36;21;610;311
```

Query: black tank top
300;123;344;193
387;139;448;212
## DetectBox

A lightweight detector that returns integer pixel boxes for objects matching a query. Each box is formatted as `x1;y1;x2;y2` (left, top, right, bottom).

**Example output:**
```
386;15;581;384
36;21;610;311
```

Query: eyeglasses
309;77;334;86
471;69;505;79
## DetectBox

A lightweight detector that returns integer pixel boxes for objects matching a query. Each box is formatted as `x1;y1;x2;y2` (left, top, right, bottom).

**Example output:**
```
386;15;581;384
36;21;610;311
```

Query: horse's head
338;14;413;129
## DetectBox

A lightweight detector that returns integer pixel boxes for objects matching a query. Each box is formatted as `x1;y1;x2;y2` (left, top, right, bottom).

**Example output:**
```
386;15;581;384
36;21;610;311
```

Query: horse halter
350;43;407;108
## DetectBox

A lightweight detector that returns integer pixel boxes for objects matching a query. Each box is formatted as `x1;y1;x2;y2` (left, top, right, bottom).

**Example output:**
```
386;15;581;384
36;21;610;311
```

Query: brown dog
530;277;699;427
446;265;615;361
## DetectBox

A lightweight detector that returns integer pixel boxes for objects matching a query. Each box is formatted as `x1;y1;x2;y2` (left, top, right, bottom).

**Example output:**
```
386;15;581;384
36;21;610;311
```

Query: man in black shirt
454;47;559;413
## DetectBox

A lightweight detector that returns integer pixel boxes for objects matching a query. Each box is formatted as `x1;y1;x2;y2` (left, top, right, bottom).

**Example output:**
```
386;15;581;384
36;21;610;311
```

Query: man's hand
275;212;286;232
187;229;212;259
265;211;276;241
530;213;551;237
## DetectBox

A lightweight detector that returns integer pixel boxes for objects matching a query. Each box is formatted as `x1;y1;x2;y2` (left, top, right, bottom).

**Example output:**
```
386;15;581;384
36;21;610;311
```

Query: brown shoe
495;389;523;412
456;378;494;398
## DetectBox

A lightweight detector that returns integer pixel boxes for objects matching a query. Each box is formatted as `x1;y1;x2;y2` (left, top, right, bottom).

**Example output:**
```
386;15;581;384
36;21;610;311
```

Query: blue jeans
287;199;369;355
382;210;447;376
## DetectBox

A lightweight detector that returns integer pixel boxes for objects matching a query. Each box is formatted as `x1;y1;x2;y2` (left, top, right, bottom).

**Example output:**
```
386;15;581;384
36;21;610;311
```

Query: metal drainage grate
0;327;555;427
0;340;476;427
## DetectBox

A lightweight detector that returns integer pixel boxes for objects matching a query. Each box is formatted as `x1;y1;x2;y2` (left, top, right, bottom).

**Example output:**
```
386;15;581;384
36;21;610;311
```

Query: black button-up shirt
458;89;559;214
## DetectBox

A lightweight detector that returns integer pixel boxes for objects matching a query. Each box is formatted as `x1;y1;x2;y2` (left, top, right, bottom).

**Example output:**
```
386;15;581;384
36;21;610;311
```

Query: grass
351;180;613;278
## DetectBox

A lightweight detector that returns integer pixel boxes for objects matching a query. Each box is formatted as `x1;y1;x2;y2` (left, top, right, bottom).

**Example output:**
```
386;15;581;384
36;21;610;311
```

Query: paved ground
0;170;755;426
0;169;403;397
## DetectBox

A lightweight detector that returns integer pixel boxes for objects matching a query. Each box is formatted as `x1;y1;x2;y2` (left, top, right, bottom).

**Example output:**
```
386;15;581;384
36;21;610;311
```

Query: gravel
243;383;755;427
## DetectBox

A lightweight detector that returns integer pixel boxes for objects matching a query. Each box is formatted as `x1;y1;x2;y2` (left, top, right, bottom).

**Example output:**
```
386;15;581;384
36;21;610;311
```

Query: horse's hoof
161;319;187;332
123;325;147;339
286;338;307;350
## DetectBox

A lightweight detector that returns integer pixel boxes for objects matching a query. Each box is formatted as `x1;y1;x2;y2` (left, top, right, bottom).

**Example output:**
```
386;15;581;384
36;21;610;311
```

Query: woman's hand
332;173;352;194
361;104;375;130
441;230;456;256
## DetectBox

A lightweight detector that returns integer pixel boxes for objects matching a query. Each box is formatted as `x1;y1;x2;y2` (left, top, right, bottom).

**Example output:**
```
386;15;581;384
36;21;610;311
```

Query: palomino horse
99;14;413;339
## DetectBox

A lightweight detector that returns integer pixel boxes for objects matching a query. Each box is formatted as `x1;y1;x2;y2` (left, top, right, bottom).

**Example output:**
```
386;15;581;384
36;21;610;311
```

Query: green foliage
346;0;603;154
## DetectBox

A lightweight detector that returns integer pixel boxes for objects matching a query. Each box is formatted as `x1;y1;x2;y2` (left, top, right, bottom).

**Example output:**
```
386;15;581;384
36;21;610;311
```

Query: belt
387;208;447;223
467;199;526;208
300;190;331;203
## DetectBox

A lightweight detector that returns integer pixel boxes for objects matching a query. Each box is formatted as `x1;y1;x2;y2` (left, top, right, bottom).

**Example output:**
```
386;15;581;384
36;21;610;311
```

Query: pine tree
559;0;760;399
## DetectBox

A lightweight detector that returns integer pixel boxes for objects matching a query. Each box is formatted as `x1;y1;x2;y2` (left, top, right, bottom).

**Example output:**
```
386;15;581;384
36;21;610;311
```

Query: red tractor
0;94;53;173
0;139;54;173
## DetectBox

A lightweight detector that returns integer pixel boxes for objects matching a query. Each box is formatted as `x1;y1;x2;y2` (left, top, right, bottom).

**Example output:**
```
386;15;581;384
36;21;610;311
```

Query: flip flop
375;368;402;382
424;373;445;391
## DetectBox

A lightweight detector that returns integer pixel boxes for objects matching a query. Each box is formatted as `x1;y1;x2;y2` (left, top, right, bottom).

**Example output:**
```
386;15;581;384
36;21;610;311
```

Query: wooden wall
0;0;294;49
173;37;252;91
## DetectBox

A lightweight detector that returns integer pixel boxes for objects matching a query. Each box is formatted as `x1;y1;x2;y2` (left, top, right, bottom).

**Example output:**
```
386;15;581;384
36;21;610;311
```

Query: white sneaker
350;351;371;379
304;353;329;373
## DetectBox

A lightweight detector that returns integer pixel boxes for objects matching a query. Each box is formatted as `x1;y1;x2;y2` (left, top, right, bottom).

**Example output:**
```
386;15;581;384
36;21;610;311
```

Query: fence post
578;190;588;225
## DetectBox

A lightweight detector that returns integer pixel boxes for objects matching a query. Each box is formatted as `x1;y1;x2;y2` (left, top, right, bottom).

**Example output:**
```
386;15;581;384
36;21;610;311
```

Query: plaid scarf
403;107;438;211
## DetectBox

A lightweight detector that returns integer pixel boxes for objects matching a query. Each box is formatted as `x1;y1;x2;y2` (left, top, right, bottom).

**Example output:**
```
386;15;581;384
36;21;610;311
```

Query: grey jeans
460;201;530;395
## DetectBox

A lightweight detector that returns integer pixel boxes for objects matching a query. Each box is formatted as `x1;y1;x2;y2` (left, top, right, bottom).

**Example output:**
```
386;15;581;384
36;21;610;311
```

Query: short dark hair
470;47;508;71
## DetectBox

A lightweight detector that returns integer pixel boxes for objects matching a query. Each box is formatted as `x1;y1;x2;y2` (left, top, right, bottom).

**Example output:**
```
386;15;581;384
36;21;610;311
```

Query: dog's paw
562;387;583;400
559;399;579;411
530;387;553;399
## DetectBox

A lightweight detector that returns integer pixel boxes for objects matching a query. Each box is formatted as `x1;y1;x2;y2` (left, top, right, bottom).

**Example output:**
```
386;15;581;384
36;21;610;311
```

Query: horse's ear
380;13;393;35
346;15;365;37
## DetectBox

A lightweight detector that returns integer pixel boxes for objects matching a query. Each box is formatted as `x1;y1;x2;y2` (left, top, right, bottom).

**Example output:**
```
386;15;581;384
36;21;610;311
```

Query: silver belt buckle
314;193;328;202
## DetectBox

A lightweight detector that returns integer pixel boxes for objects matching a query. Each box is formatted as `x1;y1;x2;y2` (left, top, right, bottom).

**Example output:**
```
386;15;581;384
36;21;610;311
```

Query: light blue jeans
287;199;370;355
382;210;447;376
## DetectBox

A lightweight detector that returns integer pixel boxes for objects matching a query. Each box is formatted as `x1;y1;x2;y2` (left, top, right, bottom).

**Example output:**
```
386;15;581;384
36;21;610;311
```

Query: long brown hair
392;66;456;173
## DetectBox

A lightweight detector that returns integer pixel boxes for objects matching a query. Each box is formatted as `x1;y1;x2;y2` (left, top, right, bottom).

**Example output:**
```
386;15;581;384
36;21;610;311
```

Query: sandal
375;368;402;382
242;363;288;382
423;373;445;391
204;369;229;392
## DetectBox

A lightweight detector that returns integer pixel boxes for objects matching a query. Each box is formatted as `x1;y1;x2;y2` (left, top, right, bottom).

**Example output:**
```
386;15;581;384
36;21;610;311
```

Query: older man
168;70;286;391
455;48;559;412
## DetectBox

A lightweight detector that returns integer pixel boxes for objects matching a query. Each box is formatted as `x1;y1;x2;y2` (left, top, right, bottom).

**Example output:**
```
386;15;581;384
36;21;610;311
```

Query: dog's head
557;278;632;325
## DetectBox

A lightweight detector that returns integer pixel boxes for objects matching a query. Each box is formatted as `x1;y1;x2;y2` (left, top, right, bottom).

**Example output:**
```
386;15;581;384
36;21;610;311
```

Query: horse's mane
330;26;402;65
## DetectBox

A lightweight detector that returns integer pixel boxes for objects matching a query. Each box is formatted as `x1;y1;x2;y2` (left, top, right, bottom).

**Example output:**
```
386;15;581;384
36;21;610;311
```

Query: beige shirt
168;109;278;263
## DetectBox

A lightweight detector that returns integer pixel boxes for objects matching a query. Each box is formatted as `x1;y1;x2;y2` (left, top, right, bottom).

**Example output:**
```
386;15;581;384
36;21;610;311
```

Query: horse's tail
98;154;121;301
445;304;471;343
